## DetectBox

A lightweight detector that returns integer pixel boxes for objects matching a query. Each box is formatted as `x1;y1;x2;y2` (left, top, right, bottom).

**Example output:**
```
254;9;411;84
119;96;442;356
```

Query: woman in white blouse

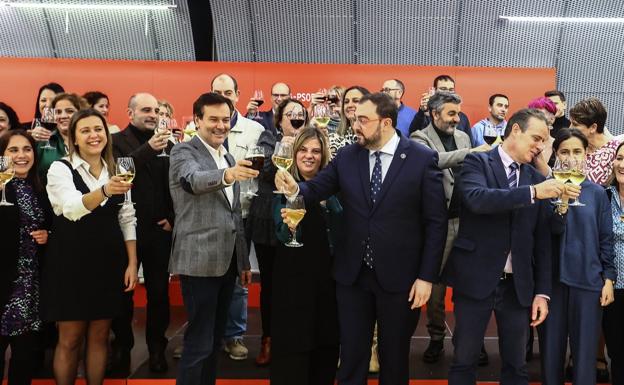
43;109;138;385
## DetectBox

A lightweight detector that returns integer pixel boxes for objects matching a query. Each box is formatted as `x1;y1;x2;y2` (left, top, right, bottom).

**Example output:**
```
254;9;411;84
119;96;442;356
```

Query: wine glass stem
1;185;6;203
290;227;297;244
124;191;130;205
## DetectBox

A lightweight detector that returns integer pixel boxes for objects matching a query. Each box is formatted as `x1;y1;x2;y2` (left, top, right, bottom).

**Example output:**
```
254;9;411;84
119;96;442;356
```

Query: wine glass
181;115;196;139
243;145;265;197
0;156;15;206
156;119;170;157
168;118;182;143
272;141;293;194
483;123;498;146
551;158;571;205
115;157;135;207
568;158;587;207
247;90;265;120
313;104;331;132
40;107;56;150
284;195;306;248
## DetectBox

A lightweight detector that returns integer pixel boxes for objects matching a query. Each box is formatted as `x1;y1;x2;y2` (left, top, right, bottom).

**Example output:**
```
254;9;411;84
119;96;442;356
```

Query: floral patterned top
328;128;358;159
587;139;620;186
1;178;45;336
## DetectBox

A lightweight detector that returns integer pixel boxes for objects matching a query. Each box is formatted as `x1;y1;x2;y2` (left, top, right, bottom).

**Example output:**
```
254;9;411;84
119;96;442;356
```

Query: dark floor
125;308;546;381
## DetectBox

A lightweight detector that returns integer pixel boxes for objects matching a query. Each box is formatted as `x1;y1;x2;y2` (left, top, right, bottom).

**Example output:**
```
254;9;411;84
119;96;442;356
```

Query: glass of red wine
243;145;265;197
483;123;499;145
247;90;264;120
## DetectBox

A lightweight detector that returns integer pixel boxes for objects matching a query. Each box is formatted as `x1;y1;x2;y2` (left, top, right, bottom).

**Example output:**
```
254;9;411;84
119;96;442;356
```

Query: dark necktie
508;162;518;188
364;151;383;269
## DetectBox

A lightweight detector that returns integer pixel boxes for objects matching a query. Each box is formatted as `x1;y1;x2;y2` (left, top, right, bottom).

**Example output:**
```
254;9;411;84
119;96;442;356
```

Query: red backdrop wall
0;58;555;129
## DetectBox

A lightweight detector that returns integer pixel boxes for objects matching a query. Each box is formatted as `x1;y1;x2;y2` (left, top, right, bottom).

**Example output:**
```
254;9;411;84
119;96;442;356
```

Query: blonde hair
290;127;330;182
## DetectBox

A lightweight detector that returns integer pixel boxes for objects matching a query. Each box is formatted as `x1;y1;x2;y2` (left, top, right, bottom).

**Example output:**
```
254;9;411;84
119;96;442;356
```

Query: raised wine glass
247;90;264;120
243;145;265;197
0;156;15;206
483;123;498;146
115;157;135;207
551;158;571;205
182;115;196;138
40;107;56;150
272;141;293;194
313;103;331;132
156;119;170;157
568;158;587;207
284;195;306;248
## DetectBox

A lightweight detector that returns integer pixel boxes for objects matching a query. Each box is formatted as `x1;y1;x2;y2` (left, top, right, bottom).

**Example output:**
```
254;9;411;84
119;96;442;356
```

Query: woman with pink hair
528;97;558;177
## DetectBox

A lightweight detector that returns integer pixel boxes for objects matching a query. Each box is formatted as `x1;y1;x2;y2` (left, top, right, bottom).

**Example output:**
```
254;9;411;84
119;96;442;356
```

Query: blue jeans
224;279;248;341
177;263;236;385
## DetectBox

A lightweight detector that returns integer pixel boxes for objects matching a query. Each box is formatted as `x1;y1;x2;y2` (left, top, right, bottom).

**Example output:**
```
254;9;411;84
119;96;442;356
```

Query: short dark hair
83;91;109;107
193;92;233;119
545;90;566;102
552;127;589;152
211;73;238;92
427;92;462;115
503;108;549;138
359;92;398;128
433;75;455;88
569;98;607;134
489;94;509;106
34;82;64;119
0;129;42;192
0;102;21;130
274;98;308;131
52;93;88;111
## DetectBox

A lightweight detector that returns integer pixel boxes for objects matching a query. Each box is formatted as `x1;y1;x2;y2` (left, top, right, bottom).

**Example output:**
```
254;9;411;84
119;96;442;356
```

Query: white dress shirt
46;154;137;241
196;134;234;206
369;132;400;182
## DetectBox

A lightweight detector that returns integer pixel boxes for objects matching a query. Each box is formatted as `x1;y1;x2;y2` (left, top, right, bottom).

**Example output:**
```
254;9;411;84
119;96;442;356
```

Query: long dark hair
34;82;64;120
0;102;21;130
0;129;43;192
337;85;370;136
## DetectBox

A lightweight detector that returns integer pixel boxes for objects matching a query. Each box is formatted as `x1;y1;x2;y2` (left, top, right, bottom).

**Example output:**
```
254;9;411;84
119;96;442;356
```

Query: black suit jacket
443;148;552;307
112;125;175;234
0;182;52;311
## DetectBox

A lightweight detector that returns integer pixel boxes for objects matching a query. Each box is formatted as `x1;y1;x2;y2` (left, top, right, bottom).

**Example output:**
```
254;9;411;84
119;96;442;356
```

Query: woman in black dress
0;130;51;385
246;98;308;365
271;127;341;385
43;109;138;385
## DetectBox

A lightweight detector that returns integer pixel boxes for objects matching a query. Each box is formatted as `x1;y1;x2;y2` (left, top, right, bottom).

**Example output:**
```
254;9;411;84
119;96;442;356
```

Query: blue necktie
508;162;518;188
364;152;383;269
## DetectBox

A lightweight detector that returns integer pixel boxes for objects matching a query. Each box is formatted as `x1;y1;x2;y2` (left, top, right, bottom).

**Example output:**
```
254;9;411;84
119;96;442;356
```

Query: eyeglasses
355;117;382;125
272;93;290;99
380;87;401;93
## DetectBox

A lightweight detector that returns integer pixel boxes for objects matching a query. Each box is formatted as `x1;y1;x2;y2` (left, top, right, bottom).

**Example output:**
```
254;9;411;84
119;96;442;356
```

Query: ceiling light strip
500;16;624;23
1;2;176;10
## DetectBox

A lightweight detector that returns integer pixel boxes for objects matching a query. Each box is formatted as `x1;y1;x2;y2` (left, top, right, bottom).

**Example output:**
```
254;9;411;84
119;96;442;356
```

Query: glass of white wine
551;158;571;205
272;141;293;194
567;158;587;207
0;156;15;206
313;104;331;132
116;157;135;207
284;195;306;248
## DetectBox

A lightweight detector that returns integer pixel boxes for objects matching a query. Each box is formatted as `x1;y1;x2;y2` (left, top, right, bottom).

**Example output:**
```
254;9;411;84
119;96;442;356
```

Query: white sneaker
224;339;248;360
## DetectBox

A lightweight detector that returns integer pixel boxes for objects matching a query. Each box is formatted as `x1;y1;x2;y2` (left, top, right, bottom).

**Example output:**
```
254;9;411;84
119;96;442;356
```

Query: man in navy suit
276;92;448;385
445;108;567;385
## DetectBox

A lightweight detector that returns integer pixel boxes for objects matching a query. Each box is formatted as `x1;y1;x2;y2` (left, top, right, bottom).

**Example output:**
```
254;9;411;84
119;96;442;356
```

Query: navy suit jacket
298;132;448;293
444;148;552;307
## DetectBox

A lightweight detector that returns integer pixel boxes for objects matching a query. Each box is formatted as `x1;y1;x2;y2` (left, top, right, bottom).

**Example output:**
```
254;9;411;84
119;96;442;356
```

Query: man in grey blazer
411;92;490;364
169;92;258;385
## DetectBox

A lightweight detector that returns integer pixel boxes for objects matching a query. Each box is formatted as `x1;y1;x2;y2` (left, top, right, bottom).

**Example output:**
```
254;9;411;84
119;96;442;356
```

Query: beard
356;123;383;149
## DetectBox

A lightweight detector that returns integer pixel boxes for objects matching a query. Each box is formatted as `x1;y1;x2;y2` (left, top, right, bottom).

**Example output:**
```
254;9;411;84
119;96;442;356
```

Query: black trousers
604;289;624;385
111;225;172;354
254;243;275;338
271;345;339;385
336;266;419;385
0;332;37;385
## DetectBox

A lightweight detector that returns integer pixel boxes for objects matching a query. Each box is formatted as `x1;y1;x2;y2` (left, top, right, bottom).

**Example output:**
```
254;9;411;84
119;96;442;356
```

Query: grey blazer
411;124;472;206
168;136;249;277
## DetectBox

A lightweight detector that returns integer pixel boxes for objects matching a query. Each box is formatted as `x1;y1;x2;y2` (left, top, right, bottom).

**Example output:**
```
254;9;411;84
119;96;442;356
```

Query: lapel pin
400;153;406;159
